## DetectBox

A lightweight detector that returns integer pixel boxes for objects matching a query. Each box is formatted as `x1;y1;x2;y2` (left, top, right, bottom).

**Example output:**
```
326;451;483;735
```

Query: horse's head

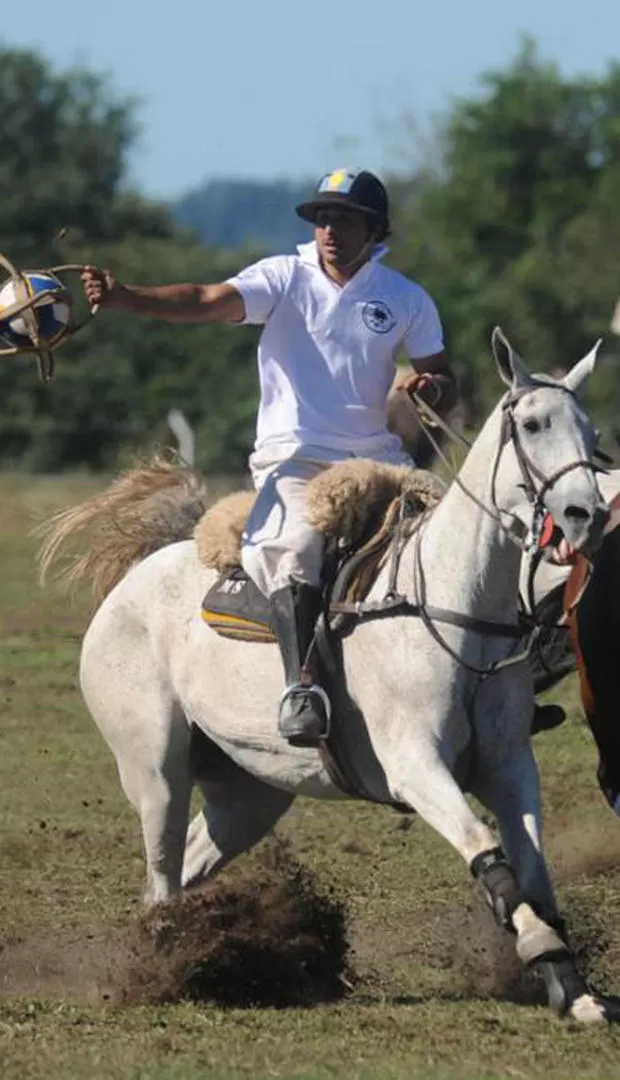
491;327;608;560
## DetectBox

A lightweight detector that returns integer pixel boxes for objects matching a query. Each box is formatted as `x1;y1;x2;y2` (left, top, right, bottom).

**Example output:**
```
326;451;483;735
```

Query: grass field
2;472;620;1079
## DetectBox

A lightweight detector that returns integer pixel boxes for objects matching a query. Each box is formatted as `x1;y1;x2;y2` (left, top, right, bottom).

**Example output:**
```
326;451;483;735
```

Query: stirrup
278;682;332;738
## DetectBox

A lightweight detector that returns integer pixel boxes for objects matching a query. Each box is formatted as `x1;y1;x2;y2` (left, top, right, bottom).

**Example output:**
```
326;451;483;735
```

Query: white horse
40;330;620;1023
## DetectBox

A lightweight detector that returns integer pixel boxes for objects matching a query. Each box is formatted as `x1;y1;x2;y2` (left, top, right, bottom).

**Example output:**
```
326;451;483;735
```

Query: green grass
2;472;620;1079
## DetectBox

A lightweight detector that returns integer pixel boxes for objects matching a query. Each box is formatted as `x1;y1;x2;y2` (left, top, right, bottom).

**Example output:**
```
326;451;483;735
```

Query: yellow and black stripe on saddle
201;567;274;643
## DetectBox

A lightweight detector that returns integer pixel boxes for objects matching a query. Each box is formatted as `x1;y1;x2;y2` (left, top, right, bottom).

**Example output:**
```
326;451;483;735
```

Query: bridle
330;380;601;679
406;380;601;676
490;384;599;553
406;379;600;555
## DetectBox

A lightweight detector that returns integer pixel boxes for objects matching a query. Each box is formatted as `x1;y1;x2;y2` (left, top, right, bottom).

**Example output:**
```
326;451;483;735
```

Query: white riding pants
241;452;329;596
241;444;413;598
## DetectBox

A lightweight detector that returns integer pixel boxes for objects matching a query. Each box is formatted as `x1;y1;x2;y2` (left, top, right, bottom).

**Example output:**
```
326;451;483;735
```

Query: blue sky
3;0;619;200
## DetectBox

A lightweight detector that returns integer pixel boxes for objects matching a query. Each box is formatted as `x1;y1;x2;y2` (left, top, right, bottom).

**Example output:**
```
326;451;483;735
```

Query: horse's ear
491;327;531;388
561;339;603;393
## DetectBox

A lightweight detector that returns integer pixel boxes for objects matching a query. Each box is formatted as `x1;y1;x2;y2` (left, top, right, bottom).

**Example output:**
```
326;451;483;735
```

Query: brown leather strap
330;595;524;637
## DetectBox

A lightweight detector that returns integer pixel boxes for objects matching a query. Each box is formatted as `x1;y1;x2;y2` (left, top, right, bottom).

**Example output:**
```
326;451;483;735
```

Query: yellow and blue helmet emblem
318;168;359;195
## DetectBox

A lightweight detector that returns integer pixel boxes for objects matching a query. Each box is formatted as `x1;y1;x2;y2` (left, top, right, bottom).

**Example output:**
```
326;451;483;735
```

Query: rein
407;383;598;557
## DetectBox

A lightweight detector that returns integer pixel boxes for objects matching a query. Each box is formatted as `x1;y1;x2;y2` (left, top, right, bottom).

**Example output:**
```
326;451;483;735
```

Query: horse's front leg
469;679;620;1023
468;735;556;921
468;741;571;967
390;710;620;1023
391;731;560;940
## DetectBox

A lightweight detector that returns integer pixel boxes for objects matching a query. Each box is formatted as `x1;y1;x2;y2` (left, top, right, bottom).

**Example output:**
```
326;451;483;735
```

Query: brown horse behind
565;493;620;813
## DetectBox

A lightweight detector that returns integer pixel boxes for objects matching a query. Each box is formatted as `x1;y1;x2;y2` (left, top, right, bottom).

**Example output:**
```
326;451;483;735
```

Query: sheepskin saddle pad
196;460;444;644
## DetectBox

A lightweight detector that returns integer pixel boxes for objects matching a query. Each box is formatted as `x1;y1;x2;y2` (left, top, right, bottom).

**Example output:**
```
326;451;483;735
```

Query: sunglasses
314;209;363;229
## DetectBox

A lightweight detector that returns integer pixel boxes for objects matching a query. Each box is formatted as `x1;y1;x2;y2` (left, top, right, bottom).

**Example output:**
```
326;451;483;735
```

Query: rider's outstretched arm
80;267;245;324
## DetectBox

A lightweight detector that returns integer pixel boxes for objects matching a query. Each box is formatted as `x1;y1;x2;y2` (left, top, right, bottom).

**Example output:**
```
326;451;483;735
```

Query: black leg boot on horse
270;581;331;748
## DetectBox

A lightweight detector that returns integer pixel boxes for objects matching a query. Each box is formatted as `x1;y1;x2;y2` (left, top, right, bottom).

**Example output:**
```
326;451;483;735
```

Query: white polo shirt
228;241;444;460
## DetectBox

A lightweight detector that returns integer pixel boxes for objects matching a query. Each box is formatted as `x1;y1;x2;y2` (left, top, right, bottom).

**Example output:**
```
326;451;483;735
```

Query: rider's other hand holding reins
399;368;457;413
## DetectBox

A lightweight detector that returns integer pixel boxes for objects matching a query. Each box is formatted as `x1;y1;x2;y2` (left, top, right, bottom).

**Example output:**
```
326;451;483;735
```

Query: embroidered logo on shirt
362;300;396;334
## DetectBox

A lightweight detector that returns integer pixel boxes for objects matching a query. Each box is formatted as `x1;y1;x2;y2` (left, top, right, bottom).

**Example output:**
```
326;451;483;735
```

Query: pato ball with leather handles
0;271;72;351
0;251;99;380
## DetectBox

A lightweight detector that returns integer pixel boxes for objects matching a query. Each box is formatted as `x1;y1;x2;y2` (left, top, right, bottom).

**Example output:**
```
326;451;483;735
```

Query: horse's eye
523;418;541;435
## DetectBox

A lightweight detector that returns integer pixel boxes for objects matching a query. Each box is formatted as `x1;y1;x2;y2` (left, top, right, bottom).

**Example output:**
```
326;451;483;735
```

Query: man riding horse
81;168;456;747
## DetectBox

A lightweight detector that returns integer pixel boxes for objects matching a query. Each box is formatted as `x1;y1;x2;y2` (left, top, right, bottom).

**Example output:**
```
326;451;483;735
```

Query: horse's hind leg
182;735;294;888
115;703;193;907
81;624;192;908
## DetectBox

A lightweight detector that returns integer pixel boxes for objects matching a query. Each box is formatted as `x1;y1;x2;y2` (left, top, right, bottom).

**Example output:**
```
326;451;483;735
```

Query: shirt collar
296;240;389;265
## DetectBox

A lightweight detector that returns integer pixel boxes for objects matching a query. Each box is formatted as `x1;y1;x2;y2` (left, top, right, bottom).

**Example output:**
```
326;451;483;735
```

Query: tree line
1;39;619;474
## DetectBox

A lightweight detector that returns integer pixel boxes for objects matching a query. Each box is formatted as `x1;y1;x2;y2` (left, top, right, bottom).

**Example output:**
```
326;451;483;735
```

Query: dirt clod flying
117;844;352;1008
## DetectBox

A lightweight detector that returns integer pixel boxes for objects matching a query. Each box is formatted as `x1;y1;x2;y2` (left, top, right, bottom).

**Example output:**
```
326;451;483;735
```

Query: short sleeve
226;255;292;325
403;287;445;359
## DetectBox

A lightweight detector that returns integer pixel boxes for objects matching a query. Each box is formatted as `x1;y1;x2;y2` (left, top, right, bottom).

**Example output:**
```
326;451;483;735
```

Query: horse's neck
408;407;522;620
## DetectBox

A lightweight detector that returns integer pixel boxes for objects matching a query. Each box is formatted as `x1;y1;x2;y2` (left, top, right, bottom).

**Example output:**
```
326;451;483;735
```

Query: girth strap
313;614;413;814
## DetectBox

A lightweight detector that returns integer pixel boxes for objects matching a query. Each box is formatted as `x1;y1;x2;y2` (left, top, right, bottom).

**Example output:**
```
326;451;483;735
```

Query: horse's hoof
536;954;620;1024
531;703;566;735
568;992;620;1025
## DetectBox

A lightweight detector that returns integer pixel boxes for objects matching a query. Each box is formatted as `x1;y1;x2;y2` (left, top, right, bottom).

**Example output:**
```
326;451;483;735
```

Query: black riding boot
270;582;331;747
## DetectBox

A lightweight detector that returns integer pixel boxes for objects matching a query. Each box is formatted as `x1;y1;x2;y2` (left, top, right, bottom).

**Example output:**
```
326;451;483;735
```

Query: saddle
200;493;414;643
197;460;443;643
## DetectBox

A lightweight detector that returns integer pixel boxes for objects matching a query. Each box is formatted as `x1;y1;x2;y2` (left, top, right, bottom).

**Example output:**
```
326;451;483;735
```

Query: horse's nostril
565;505;591;522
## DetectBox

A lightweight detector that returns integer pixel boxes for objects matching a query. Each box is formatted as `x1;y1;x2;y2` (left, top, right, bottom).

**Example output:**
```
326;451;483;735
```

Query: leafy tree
0;46;261;473
0;46;174;265
390;39;620;445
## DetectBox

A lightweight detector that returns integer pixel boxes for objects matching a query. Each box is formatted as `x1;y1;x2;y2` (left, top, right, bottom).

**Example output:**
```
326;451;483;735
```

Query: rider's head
296;168;390;274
